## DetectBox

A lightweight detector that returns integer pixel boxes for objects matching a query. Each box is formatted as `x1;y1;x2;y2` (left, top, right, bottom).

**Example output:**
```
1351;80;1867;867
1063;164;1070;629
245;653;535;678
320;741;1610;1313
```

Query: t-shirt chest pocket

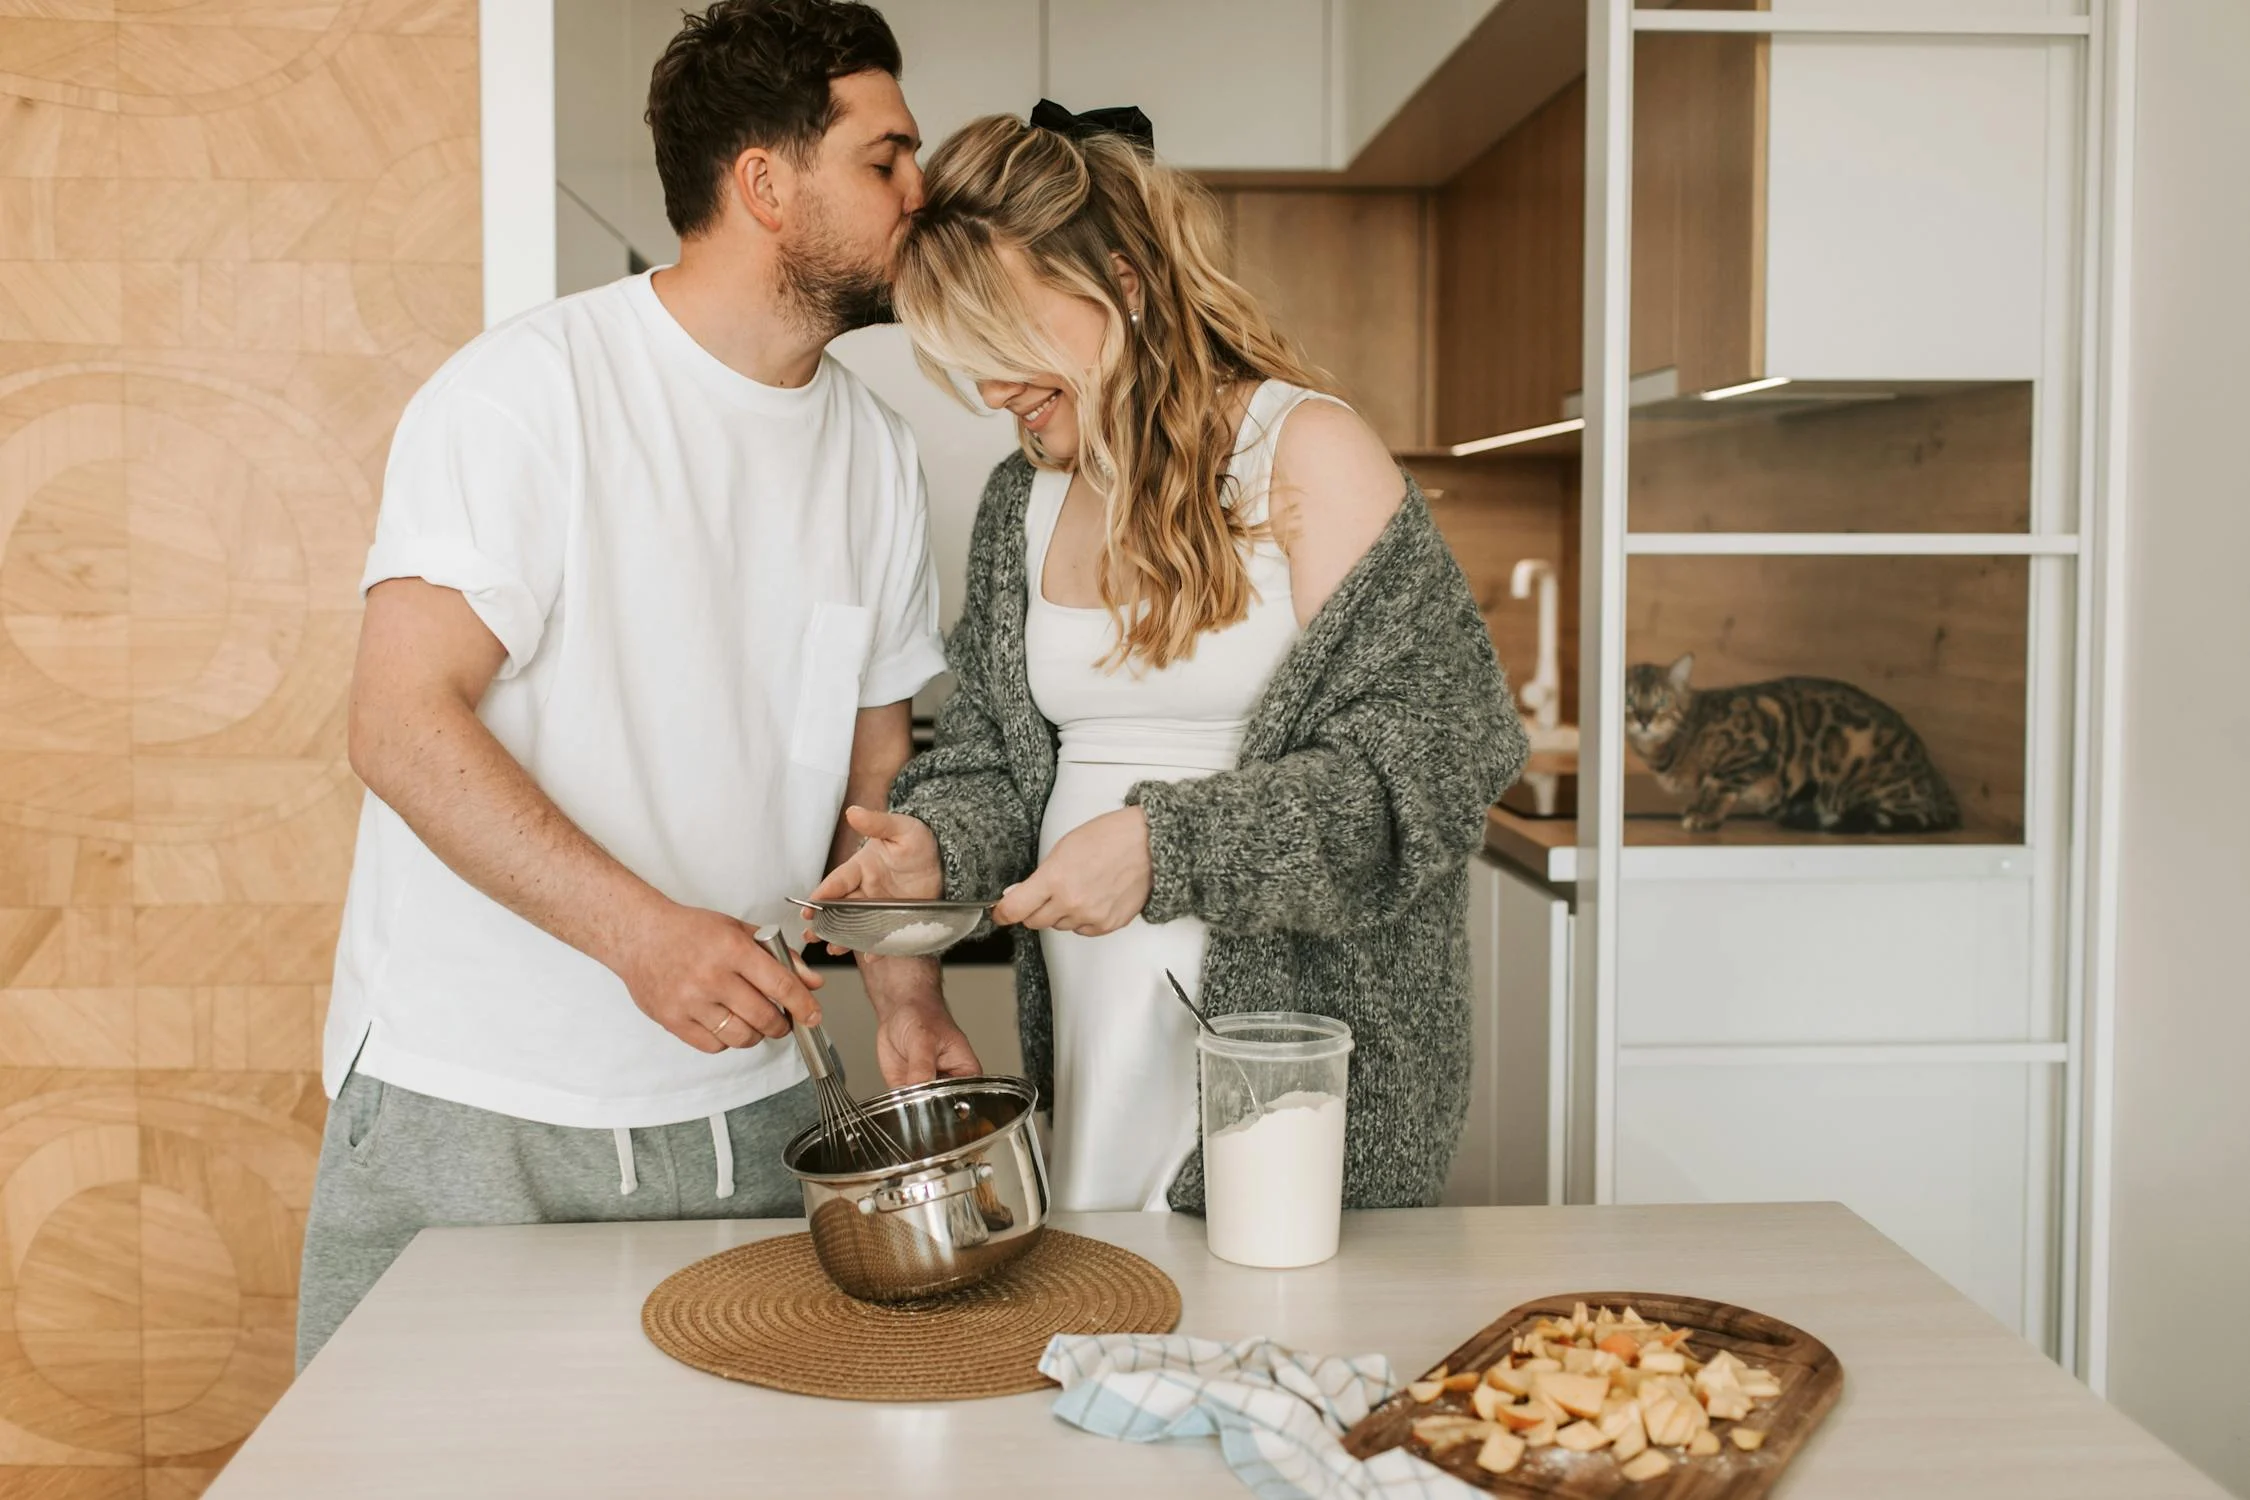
788;602;875;773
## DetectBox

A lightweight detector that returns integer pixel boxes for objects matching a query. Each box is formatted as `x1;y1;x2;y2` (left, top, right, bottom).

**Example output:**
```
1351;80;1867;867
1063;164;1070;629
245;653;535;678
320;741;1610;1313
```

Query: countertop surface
207;1204;2222;1499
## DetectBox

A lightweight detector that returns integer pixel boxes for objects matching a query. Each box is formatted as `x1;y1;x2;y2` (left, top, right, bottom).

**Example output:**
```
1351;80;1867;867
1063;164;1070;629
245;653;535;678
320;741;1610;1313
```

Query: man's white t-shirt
325;271;947;1129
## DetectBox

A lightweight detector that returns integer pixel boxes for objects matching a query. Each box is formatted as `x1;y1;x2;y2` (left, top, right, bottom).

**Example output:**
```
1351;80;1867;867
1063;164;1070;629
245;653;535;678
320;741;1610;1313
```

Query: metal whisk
758;932;909;1171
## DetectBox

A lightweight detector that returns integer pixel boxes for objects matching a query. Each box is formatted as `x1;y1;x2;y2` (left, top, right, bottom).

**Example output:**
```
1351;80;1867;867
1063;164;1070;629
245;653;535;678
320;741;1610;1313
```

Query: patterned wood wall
0;3;480;1495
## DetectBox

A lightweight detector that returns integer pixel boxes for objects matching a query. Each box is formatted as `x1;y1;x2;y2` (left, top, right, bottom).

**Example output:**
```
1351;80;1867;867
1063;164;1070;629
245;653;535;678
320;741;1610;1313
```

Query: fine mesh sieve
792;898;992;958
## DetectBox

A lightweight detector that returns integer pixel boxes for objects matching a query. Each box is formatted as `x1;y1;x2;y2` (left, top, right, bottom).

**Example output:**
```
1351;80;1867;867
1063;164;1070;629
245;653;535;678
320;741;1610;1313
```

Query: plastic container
1197;1012;1355;1268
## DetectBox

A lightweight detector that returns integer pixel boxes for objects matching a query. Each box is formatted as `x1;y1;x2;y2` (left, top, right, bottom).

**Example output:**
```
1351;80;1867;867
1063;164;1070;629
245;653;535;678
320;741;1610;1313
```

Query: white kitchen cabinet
1756;21;2071;381
1046;0;1334;170
1617;862;2043;1047
1445;856;1571;1209
1617;1058;2058;1341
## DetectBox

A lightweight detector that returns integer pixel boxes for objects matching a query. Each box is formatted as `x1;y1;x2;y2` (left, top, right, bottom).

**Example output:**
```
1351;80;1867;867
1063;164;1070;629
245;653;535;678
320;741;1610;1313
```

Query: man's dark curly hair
645;0;903;239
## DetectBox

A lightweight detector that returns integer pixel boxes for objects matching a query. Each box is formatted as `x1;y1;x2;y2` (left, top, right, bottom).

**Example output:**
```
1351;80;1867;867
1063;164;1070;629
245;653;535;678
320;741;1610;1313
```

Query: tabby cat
1623;654;1961;834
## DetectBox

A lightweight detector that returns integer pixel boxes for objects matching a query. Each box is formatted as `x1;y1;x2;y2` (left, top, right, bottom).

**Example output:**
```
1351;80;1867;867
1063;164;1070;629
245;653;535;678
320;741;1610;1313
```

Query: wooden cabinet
1446;856;1573;1208
1213;190;1431;450
1047;0;1333;171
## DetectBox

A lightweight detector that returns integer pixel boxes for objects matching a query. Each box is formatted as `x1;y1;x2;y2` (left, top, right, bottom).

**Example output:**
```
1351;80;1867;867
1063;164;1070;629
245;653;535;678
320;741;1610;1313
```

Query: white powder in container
875;919;956;954
1204;1090;1348;1268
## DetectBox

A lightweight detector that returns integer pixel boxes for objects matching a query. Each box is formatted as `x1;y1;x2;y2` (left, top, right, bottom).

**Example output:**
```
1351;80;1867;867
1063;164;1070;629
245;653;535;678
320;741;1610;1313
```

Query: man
297;0;980;1369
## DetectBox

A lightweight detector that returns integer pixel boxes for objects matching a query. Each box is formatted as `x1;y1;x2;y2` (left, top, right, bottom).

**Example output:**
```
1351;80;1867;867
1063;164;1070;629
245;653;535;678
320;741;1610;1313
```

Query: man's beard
777;199;896;339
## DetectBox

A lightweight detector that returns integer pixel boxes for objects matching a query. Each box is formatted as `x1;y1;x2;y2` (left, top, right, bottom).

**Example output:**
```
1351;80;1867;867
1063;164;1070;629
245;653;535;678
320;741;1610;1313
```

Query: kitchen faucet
1510;558;1576;754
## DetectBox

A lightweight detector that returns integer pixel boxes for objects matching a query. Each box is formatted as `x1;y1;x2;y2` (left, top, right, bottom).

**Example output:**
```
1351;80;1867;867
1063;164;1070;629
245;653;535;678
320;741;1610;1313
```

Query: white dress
1024;379;1344;1212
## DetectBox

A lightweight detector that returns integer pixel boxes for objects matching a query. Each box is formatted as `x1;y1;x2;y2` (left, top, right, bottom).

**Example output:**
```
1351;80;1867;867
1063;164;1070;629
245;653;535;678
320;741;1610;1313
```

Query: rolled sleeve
360;536;549;678
363;383;570;681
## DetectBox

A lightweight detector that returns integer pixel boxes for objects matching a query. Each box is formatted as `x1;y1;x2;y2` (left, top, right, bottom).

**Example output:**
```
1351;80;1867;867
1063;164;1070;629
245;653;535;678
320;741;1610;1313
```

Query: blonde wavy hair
895;113;1332;670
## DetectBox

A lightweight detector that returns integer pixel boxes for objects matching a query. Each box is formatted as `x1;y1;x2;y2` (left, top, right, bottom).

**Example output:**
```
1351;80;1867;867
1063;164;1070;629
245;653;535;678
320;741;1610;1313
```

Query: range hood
1446;369;2022;457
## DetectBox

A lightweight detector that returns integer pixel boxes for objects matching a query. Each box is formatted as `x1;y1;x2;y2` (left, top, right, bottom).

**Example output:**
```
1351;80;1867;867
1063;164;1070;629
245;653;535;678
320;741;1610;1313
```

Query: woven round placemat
641;1229;1180;1401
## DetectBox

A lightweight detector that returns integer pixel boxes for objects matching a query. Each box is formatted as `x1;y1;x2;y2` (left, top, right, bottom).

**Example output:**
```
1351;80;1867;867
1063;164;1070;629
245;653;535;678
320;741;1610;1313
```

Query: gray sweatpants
296;1069;817;1370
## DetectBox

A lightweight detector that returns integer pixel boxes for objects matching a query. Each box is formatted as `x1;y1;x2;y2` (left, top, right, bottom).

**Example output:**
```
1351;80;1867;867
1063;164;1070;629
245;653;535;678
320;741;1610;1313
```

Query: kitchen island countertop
209;1204;2223;1499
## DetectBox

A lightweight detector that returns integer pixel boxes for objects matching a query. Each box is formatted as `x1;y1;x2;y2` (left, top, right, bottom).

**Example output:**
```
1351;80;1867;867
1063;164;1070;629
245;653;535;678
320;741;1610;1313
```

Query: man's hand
605;898;823;1054
990;805;1151;936
874;995;984;1088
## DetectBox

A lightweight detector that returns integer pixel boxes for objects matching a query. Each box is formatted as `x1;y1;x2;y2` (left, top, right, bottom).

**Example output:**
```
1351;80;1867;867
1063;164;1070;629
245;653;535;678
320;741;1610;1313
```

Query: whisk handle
759;931;841;1083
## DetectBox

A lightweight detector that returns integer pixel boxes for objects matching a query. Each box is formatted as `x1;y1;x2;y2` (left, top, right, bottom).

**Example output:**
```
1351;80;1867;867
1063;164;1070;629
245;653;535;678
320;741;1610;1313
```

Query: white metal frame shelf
1626;533;2080;556
1620;1042;2070;1069
1531;840;2032;886
1636;11;2092;38
1577;0;2127;1387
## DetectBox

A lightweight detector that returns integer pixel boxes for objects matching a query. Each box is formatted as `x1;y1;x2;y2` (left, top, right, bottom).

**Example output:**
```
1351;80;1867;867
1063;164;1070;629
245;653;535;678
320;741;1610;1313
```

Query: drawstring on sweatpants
613;1127;637;1195
709;1113;735;1199
611;1119;733;1198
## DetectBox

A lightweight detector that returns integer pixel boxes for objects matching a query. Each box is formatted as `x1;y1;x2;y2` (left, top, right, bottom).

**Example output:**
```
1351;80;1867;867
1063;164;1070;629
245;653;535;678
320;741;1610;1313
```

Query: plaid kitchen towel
1040;1333;1481;1500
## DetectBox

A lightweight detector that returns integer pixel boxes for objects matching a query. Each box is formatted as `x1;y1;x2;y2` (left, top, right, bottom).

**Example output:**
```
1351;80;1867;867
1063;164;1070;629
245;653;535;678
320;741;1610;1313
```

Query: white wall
2105;4;2250;1496
554;0;683;292
1337;0;1491;160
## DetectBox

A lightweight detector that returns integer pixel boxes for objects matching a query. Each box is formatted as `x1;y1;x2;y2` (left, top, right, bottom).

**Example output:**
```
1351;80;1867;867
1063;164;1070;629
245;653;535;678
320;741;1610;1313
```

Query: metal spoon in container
1165;969;1265;1117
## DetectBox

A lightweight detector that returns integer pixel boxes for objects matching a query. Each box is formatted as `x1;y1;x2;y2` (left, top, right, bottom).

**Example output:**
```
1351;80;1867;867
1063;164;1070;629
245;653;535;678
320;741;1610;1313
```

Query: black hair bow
1030;98;1155;153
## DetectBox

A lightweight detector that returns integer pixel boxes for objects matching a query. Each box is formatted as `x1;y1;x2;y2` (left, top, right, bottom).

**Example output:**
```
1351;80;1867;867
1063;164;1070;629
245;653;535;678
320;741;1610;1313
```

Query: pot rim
782;1072;1037;1185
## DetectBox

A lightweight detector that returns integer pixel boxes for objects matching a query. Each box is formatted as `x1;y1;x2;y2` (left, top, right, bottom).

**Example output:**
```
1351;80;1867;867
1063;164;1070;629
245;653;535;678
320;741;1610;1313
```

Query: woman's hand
806;806;944;950
991;806;1151;936
813;806;944;900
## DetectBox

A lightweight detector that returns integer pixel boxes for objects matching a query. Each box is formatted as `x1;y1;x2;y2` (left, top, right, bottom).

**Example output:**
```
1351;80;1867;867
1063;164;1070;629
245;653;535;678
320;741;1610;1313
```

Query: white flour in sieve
875;919;957;954
1204;1090;1347;1268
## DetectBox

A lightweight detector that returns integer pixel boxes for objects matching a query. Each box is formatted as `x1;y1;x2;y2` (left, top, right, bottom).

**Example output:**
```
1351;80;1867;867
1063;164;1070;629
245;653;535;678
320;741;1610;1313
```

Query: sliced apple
1475;1429;1527;1475
1486;1362;1535;1397
1532;1371;1611;1420
1555;1420;1612;1452
1620;1449;1674;1482
1411;1416;1493;1453
1704;1388;1754;1422
1731;1427;1768;1452
1688;1430;1722;1458
1443;1370;1482;1393
1471;1383;1515;1422
1612;1419;1648;1462
1638;1349;1687;1375
1406;1380;1444;1404
1597;1333;1643;1363
1495;1400;1554;1433
1523;1419;1557;1448
1597;1397;1643;1442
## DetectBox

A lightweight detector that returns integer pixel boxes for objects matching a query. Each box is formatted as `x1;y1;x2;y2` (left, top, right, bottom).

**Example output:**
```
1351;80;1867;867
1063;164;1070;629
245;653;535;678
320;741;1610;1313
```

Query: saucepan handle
856;1160;995;1216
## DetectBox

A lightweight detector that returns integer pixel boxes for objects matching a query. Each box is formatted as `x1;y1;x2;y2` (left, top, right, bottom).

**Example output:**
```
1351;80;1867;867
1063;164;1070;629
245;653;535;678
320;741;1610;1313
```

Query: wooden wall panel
1631;385;2034;534
1215;189;1431;451
0;4;479;1495
1408;455;1577;722
1434;81;1585;446
1627;555;2027;837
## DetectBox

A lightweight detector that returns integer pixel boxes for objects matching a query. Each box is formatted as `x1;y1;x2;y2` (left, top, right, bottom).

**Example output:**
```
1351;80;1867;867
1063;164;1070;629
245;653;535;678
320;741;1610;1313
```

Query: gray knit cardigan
890;452;1527;1211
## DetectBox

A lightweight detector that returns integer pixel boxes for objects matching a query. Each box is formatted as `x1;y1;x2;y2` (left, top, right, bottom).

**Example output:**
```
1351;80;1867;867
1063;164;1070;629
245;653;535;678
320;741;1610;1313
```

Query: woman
812;103;1526;1213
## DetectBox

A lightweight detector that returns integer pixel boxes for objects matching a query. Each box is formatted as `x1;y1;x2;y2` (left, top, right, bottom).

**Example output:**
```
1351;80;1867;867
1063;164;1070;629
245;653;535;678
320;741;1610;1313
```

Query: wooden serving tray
1341;1292;1842;1497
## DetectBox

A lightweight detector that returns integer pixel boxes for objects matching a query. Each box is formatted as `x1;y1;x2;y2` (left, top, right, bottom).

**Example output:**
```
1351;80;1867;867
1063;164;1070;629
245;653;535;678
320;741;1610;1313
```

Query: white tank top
1024;380;1344;768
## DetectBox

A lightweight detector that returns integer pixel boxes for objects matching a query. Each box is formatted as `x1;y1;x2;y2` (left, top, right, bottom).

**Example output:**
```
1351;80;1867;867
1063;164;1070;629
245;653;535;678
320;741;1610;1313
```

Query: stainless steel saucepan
783;1074;1048;1302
